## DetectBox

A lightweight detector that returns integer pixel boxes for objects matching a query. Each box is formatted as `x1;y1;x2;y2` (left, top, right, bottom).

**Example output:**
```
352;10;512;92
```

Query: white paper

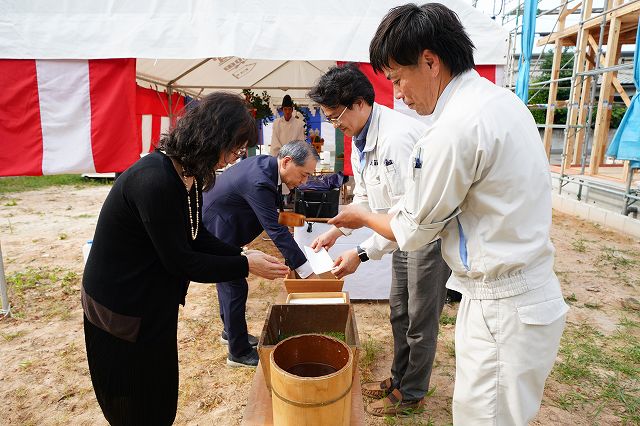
303;246;335;275
289;297;345;305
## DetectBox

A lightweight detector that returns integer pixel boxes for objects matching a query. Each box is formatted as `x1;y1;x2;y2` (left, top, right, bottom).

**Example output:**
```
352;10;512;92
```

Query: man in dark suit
202;141;320;367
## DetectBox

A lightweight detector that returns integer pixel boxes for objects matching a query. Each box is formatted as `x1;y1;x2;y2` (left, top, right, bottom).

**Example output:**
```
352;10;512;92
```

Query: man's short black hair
369;3;475;76
307;63;375;109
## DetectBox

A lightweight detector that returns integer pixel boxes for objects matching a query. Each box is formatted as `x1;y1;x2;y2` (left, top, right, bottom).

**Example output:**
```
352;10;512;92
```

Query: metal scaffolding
502;0;639;216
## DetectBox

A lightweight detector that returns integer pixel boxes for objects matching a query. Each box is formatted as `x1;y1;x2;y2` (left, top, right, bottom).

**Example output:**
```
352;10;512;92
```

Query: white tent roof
3;0;508;99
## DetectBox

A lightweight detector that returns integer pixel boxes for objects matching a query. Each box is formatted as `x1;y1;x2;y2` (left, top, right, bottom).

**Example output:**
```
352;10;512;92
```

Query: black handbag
293;188;340;218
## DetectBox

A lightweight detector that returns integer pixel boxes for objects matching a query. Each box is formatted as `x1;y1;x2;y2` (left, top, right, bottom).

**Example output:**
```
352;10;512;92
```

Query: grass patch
444;340;456;358
19;360;33;370
359;336;383;382
383;413;434;425
440;311;456;326
73;214;94;219
1;330;26;341
0;174;112;194
565;293;578;303
596;246;637;269
618;316;640;328
6;267;80;319
551;322;640;423
571;238;587;253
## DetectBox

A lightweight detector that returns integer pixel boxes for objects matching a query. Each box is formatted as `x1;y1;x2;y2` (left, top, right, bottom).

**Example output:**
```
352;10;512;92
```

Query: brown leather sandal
365;389;425;417
361;377;394;399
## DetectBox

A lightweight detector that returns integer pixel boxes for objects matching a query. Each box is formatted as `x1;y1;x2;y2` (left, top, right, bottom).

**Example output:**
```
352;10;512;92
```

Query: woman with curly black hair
82;92;289;425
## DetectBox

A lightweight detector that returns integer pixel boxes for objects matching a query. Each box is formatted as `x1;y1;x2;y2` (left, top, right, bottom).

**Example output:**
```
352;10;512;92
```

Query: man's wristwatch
356;245;369;262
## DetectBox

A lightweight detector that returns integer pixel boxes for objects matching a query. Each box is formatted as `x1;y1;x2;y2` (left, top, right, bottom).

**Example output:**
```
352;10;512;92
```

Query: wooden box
285;292;350;305
283;271;344;293
257;303;360;390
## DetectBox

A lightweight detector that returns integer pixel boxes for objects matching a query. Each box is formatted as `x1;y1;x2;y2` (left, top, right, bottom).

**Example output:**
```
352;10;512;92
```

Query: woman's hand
245;251;289;280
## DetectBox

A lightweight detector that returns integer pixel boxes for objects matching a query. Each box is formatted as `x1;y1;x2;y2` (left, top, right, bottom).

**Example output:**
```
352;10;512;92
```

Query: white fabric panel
262;121;274;152
160;116;170;139
294;223;392;300
4;1;508;65
495;65;505;87
321;122;336;151
140;114;152;155
36;60;95;175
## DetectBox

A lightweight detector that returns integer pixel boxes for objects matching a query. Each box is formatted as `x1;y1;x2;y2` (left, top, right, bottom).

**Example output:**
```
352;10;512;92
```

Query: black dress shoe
227;348;259;368
220;330;258;347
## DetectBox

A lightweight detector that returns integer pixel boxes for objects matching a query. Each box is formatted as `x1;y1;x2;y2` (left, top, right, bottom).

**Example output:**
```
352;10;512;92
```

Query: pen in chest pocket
414;148;423;169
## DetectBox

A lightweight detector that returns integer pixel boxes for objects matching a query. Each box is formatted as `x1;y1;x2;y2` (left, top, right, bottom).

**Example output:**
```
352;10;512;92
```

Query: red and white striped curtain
136;86;185;157
0;59;139;176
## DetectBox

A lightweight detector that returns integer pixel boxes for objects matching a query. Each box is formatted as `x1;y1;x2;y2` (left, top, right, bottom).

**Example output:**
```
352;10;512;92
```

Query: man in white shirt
329;4;568;425
269;94;306;156
308;63;450;417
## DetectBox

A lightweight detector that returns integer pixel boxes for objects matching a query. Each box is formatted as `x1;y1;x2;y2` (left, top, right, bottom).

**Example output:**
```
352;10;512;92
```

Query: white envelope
303;246;335;275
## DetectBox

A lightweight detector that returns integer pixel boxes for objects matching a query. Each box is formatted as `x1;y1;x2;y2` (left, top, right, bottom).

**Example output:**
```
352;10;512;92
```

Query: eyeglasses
224;146;248;165
233;146;248;158
323;106;348;128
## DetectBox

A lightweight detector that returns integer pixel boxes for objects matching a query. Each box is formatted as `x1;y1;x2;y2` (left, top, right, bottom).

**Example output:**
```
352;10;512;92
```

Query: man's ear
421;49;438;72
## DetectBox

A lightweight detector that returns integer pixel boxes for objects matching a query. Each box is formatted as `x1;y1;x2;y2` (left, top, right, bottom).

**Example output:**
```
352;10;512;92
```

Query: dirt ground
1;184;639;425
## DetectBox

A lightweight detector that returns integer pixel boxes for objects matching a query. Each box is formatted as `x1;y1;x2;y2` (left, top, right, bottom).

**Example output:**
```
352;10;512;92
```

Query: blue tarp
515;0;536;103
606;18;640;169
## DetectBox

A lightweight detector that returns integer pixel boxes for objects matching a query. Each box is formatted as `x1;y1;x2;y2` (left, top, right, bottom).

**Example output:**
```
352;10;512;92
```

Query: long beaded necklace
183;175;199;240
161;149;199;240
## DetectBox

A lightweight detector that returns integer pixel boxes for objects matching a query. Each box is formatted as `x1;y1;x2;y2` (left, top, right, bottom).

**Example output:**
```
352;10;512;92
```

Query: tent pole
167;58;212;86
168;85;174;123
251;61;291;87
0;242;11;318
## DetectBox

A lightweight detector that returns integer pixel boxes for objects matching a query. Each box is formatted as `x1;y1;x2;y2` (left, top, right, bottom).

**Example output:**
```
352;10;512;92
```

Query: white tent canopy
4;0;508;100
3;0;507;62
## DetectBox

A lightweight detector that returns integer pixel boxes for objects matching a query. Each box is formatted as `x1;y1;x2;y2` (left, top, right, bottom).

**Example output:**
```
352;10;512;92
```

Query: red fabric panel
343;136;353;176
136;85;185;150
151;115;161;149
136;114;143;154
136;85;170;116
136;86;185;119
89;59;139;172
475;65;496;83
356;62;394;108
0;60;44;176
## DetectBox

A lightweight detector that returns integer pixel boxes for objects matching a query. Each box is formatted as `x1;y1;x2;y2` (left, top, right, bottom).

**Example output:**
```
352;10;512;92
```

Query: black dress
82;151;249;425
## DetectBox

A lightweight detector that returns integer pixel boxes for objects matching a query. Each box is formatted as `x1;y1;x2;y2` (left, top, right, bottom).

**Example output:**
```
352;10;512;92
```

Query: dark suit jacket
202;155;307;269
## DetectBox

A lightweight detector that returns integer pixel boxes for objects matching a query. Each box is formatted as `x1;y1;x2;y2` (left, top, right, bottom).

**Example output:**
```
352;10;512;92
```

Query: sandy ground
0;184;639;425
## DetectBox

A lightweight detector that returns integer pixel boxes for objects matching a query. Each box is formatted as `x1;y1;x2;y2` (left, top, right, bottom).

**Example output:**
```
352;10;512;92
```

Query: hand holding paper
303;246;336;276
